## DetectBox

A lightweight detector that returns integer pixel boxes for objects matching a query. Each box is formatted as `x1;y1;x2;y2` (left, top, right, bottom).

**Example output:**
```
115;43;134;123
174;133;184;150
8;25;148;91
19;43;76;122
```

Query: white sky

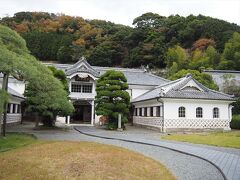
0;0;239;26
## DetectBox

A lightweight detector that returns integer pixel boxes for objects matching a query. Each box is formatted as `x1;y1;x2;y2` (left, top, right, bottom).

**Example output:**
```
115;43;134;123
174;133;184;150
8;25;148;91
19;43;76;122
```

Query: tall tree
169;69;219;90
0;25;73;133
95;70;130;129
219;32;240;70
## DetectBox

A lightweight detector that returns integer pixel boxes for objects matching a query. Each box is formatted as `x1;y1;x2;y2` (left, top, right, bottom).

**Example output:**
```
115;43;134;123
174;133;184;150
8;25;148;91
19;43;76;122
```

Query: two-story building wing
47;57;169;125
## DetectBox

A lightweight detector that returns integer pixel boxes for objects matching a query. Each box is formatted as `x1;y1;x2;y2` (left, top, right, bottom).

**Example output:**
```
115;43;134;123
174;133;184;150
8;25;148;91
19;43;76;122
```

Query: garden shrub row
230;115;240;129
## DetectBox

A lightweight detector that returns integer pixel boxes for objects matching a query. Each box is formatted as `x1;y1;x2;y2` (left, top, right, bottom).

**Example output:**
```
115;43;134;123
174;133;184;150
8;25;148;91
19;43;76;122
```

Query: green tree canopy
219;32;240;70
0;25;74;127
169;69;219;90
95;70;130;129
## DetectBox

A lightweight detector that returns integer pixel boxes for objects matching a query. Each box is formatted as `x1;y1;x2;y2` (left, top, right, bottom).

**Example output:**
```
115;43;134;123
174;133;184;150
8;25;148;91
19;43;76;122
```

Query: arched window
213;107;219;118
178;107;185;117
196;107;203;118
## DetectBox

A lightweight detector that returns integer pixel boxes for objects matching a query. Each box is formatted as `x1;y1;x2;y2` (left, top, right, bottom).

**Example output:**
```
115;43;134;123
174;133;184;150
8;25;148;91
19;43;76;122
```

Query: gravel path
7;123;225;180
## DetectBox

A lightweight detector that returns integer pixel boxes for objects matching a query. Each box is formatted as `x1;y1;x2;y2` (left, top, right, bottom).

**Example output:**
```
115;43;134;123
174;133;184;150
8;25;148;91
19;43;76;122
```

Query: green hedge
230;115;240;129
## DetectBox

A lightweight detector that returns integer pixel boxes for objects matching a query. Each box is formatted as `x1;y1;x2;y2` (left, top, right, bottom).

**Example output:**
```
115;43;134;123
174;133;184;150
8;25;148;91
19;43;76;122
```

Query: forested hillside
1;12;240;70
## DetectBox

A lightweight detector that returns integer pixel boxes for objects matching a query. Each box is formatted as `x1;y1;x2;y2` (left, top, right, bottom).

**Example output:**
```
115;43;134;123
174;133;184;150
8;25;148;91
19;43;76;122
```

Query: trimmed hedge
230;115;240;129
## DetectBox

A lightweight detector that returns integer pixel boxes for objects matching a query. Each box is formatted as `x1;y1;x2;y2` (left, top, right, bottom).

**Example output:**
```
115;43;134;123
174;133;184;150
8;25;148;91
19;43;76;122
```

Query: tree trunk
34;112;40;128
2;73;9;137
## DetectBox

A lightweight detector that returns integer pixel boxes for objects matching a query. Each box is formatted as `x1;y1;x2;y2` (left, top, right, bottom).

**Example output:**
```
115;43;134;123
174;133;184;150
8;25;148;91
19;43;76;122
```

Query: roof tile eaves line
146;73;171;82
161;96;234;101
154;77;185;89
132;88;157;102
190;77;233;98
202;69;240;73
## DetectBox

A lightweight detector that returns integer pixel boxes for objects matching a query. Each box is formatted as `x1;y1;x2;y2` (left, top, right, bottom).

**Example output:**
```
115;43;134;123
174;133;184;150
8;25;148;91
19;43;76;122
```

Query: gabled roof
45;59;170;86
132;74;235;102
65;57;100;77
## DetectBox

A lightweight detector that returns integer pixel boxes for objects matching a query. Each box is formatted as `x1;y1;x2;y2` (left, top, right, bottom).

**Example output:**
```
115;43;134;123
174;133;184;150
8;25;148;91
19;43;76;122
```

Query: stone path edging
74;127;227;180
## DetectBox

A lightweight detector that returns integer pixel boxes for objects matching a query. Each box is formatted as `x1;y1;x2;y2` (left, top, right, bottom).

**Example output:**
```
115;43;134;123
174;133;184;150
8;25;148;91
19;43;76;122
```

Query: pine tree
95;70;130;129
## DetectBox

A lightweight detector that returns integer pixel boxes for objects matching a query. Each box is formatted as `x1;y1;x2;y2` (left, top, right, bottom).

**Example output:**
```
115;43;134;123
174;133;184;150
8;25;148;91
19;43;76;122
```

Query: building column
91;101;94;125
67;116;70;125
10;104;13;114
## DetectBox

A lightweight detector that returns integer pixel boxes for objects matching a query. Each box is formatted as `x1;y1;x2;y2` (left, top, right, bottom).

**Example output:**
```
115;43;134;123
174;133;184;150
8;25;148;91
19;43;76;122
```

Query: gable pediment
65;57;99;77
180;79;204;92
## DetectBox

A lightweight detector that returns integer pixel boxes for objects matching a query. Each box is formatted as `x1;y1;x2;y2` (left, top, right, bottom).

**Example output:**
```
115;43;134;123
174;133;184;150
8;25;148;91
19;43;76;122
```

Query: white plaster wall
8;81;25;95
68;75;96;100
0;78;25;95
163;98;231;120
128;84;155;100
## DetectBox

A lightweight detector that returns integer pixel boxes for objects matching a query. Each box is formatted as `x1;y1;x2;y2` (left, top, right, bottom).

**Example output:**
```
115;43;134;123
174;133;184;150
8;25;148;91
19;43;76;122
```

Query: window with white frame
135;108;138;116
82;84;92;93
139;108;142;116
71;83;82;92
144;107;147;116
150;107;153;116
156;106;161;117
196;107;203;118
71;83;93;93
178;107;185;117
213;107;219;118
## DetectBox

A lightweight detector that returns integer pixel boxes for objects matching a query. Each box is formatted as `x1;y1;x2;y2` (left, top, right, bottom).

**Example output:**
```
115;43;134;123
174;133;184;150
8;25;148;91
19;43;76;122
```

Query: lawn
162;131;240;149
0;134;175;180
0;133;37;152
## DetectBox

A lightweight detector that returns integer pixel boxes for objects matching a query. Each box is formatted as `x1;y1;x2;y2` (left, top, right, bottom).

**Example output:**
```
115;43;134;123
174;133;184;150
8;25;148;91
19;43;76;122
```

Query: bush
230;115;240;129
107;122;118;130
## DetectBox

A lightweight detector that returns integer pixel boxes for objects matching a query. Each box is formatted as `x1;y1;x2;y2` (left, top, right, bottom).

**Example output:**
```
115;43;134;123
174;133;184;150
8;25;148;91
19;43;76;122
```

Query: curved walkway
74;126;240;180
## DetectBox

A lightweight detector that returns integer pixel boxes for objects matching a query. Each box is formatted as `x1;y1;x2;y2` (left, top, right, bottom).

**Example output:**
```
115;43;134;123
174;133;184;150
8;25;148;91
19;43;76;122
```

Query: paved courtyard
7;123;240;180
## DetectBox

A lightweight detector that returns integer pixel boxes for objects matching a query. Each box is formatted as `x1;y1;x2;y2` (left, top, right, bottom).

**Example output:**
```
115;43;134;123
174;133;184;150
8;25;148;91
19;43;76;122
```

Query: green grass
0;133;37;152
162;131;240;149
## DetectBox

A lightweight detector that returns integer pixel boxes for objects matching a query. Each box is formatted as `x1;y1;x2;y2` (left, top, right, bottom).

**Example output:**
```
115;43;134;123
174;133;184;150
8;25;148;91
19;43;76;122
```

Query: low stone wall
133;116;164;131
1;114;22;124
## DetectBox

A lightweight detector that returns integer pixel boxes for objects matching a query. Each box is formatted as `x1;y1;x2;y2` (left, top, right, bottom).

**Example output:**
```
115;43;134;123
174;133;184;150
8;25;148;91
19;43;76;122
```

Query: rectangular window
17;105;21;113
12;104;16;114
144;107;147;116
150;107;153;116
7;104;11;113
156;106;161;117
82;84;92;93
71;83;82;92
139;108;142;116
135;108;138;116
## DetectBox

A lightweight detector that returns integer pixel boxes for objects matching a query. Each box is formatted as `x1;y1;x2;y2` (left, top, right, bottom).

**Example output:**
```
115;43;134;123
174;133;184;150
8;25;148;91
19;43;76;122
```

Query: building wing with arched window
132;74;235;132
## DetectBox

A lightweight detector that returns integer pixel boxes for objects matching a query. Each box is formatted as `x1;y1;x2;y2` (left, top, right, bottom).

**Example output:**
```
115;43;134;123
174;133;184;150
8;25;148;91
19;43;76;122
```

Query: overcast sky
0;0;240;26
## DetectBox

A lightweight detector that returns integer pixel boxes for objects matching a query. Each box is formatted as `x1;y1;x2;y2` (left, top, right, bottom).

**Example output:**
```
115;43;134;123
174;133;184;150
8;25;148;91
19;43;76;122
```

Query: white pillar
15;104;18;113
91;101;94;125
67;116;70;125
10;104;13;114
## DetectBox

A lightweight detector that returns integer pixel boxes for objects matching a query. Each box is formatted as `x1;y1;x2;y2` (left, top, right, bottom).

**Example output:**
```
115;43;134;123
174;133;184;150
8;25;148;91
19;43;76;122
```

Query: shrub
230;115;240;129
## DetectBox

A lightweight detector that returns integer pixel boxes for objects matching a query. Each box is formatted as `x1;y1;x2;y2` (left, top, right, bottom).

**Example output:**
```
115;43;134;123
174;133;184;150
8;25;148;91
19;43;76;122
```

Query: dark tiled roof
132;74;234;102
45;61;170;86
202;70;240;74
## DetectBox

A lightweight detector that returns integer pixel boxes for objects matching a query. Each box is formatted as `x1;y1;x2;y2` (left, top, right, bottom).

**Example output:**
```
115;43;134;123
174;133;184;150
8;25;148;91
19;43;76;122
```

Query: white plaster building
132;74;235;132
48;58;169;125
0;75;25;124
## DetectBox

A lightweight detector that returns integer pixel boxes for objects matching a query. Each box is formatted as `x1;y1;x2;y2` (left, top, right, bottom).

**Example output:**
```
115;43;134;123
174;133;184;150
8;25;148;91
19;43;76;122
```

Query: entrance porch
66;100;95;125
